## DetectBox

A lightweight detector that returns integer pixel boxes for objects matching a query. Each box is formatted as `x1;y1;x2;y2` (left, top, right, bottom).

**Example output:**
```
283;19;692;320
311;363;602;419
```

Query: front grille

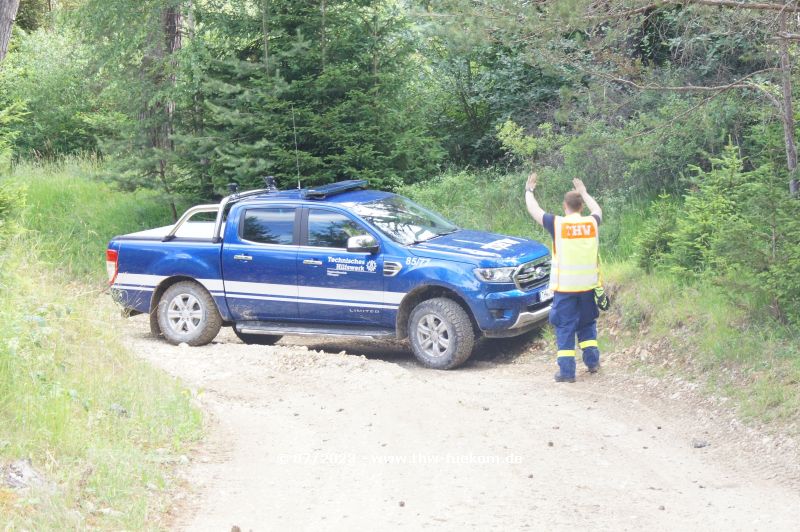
514;257;550;291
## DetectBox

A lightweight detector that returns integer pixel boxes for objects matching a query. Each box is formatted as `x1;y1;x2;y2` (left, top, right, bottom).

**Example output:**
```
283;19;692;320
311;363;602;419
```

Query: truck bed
120;221;222;240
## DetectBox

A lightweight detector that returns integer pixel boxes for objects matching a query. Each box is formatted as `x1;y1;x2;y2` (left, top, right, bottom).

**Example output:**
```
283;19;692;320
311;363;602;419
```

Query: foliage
0;26;106;159
0;178;24;245
0;102;26;168
416;37;565;167
640;144;800;324
496;120;567;164
635;194;678;273
15;0;52;32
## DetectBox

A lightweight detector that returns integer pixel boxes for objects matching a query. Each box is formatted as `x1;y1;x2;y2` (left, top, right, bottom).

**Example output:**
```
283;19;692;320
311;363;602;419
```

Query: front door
222;206;299;321
296;207;385;324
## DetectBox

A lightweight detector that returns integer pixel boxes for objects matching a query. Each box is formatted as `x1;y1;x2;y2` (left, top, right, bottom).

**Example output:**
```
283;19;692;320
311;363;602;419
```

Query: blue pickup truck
107;180;552;369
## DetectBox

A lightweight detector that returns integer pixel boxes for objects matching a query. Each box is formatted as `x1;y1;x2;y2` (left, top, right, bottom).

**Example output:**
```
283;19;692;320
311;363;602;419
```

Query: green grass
606;263;800;424
13;158;180;280
405;170;800;427
0;163;202;529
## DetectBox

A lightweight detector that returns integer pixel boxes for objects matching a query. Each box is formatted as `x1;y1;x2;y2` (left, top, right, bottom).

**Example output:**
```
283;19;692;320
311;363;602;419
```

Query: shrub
635;194;677;272
0;180;25;246
641;143;800;324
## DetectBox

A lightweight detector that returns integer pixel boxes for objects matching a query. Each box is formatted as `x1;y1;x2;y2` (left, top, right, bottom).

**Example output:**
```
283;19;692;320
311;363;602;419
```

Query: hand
572;178;587;195
526;172;538;191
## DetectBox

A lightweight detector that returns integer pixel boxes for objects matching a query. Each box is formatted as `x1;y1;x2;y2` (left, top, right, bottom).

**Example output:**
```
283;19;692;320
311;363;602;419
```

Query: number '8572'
406;257;430;267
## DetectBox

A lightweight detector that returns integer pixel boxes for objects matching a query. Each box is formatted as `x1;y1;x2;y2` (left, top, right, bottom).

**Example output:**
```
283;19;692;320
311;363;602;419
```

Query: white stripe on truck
114;274;406;307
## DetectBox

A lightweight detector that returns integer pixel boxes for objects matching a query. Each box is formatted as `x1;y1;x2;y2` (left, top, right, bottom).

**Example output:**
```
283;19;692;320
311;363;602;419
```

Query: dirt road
125;316;800;531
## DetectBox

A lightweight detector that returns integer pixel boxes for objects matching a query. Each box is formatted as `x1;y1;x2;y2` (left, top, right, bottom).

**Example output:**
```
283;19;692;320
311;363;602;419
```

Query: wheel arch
395;284;479;340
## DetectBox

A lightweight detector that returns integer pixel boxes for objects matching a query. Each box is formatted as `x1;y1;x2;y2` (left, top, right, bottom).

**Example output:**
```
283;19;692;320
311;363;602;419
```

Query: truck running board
235;321;396;339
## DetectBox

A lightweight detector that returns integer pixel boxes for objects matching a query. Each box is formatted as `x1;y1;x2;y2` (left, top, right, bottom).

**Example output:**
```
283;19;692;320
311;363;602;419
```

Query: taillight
106;248;119;284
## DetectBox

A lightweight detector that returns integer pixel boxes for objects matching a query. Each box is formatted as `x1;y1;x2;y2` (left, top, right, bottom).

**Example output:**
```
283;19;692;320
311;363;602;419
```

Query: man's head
563;190;584;215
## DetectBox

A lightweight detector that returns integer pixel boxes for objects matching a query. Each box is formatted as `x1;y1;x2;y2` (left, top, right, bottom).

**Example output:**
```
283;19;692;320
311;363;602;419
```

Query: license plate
539;288;553;302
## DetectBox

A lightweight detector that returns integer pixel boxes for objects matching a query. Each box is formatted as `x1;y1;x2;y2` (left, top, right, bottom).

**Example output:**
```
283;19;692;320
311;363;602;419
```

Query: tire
408;297;475;370
157;281;222;346
233;328;282;346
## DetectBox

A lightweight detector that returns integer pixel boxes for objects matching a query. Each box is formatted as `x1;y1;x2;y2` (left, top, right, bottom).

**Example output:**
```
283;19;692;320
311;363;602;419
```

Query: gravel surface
124;316;800;531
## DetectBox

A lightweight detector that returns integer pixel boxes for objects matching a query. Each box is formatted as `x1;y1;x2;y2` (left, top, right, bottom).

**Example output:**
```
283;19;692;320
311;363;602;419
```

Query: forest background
3;0;800;321
3;2;800;526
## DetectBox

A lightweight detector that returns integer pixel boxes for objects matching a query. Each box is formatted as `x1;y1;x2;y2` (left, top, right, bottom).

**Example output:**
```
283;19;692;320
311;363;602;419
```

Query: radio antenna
291;104;301;190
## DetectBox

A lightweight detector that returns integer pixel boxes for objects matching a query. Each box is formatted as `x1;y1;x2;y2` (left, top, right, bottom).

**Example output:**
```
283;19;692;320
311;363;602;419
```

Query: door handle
234;254;253;262
303;259;323;266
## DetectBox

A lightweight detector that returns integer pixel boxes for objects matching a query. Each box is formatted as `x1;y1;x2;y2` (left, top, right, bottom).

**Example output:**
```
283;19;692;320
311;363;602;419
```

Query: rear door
296;207;386;324
222;206;299;321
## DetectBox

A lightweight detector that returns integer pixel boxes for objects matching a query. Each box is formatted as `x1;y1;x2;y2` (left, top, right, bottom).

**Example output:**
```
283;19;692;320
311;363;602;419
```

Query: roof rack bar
302;179;368;200
163;204;220;242
212;188;271;243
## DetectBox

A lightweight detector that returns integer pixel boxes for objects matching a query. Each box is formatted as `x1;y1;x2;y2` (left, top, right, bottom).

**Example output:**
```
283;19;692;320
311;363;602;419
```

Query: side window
241;208;295;245
307;209;366;248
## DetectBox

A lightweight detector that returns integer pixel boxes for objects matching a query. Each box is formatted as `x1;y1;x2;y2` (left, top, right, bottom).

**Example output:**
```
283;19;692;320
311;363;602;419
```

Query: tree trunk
261;0;270;70
779;13;799;197
140;5;183;220
320;0;326;71
161;5;181;219
0;0;21;63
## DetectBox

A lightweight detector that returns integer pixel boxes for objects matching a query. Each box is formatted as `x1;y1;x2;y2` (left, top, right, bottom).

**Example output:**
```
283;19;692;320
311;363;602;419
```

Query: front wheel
157;281;222;346
408;297;475;369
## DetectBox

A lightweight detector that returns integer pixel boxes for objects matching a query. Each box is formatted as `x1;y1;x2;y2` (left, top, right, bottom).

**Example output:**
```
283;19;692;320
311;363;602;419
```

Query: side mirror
347;234;380;254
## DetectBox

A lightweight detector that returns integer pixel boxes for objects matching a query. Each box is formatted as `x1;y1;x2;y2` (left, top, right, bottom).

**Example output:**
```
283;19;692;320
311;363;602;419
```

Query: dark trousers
549;290;600;378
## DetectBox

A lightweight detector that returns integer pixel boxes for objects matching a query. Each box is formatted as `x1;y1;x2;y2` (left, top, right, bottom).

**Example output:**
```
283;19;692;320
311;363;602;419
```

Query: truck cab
108;180;552;369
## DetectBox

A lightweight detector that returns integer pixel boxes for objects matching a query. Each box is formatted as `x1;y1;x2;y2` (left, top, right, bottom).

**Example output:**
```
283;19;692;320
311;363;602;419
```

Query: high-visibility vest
549;213;599;292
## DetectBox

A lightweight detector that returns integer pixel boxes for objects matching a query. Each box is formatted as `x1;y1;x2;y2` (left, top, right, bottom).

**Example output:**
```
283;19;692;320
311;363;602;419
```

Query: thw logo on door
561;223;596;239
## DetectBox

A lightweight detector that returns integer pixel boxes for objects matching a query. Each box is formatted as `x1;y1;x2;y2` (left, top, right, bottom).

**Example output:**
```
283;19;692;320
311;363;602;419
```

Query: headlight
474;266;516;283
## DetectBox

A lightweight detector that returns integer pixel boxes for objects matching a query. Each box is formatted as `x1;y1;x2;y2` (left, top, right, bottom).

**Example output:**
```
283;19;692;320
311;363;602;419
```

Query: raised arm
572;178;602;220
524;172;545;226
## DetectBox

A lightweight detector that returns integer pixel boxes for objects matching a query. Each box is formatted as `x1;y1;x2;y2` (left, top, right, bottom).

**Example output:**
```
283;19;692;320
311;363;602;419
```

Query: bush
0;27;106;159
0;180;25;247
0;102;27;169
640;144;800;324
635;194;678;272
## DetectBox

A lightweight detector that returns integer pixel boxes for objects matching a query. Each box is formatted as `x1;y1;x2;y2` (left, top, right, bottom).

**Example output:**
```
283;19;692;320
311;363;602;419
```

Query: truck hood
407;229;550;267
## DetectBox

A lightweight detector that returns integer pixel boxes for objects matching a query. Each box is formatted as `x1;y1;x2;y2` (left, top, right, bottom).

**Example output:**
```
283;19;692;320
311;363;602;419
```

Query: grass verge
605;262;800;426
15;158;179;280
0;163;202;529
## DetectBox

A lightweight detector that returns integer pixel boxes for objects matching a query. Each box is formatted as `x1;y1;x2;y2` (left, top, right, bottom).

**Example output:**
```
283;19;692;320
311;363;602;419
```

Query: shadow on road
282;327;547;369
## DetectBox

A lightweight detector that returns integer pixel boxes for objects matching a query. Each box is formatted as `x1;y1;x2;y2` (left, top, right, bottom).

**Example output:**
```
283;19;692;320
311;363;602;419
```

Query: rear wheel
408;297;475;370
233;328;282;346
157;281;222;346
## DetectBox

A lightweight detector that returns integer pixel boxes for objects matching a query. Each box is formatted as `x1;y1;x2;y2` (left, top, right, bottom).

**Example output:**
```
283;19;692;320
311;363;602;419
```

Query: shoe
554;371;576;383
587;364;600;374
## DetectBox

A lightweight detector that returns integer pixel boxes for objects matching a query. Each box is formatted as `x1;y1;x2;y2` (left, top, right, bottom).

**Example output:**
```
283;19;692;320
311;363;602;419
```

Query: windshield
352;195;458;245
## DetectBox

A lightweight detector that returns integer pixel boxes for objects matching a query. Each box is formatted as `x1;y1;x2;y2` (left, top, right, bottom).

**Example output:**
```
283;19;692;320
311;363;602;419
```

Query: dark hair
564;190;584;212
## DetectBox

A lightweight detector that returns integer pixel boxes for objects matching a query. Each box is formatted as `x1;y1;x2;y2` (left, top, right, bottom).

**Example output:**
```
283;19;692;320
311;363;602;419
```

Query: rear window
241;208;295;245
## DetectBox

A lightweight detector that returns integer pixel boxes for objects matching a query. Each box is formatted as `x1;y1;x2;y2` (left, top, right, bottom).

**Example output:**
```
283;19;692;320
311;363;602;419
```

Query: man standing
524;172;602;383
